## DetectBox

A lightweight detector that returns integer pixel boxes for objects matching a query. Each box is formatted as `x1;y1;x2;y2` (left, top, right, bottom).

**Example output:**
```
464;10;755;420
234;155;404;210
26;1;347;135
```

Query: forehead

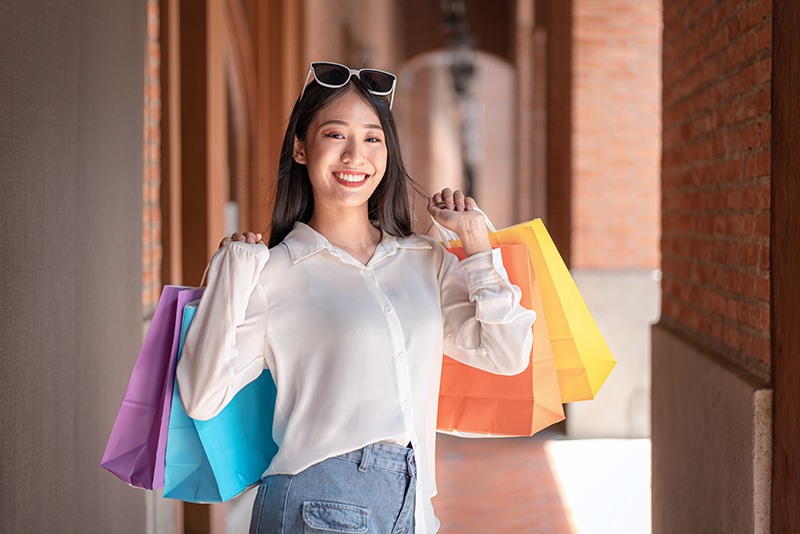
313;91;381;127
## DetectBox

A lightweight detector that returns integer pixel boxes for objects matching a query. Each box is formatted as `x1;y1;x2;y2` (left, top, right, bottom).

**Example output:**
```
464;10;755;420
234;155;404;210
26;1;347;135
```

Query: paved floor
433;434;575;534
433;434;651;534
227;434;651;534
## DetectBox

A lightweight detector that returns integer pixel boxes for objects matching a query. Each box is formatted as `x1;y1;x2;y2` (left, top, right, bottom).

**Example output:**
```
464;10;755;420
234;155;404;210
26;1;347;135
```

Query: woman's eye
366;136;383;143
324;133;344;139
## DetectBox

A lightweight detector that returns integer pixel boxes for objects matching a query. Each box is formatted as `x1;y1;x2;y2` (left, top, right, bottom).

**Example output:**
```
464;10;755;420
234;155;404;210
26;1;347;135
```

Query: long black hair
269;76;417;247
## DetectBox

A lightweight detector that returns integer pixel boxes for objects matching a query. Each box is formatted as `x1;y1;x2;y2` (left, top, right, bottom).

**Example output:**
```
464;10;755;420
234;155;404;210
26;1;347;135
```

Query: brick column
143;0;162;318
661;0;772;378
654;0;774;532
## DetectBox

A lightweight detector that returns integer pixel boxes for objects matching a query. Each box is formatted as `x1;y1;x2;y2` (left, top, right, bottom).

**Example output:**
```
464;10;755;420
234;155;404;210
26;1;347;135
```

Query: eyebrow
319;120;383;130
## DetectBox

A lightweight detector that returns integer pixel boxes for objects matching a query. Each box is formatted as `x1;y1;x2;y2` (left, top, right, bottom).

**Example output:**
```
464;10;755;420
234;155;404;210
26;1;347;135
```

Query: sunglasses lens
313;63;351;86
360;70;396;94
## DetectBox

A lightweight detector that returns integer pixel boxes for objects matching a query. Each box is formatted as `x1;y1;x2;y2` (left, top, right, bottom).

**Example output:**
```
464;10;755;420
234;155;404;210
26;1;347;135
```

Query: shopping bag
490;219;616;402
436;243;565;436
101;285;196;489
163;299;279;503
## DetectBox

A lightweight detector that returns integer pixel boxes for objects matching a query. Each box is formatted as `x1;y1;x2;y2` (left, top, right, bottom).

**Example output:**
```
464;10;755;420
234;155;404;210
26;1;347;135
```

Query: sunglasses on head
299;62;397;110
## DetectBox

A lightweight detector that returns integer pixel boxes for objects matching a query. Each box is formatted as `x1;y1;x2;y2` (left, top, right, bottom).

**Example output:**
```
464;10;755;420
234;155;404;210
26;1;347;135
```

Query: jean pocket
302;501;369;533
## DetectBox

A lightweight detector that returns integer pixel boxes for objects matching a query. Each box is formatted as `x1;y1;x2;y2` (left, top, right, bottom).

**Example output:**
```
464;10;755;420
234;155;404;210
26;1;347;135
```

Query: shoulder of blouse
411;233;443;248
409;233;449;260
223;241;270;260
211;241;271;282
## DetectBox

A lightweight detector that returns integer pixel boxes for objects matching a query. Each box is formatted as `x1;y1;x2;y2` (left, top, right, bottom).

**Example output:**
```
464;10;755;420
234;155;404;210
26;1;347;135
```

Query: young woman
176;62;536;534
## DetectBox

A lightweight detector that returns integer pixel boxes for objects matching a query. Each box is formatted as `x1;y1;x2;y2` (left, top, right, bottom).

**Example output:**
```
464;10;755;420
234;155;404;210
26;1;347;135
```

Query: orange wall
571;0;662;270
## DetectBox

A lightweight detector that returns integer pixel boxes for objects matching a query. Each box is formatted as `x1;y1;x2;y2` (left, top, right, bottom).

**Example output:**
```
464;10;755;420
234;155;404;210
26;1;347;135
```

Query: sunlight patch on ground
545;439;651;534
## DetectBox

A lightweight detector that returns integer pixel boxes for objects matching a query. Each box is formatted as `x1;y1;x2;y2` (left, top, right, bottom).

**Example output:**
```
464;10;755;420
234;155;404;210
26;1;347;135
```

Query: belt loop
358;444;371;473
406;448;416;476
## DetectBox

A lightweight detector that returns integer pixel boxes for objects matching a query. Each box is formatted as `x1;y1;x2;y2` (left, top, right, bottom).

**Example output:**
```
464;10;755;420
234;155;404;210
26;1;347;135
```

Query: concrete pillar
651;324;771;534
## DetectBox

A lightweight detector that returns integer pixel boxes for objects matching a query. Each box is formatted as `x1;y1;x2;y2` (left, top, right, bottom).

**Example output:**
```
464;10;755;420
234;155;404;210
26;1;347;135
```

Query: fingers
453;190;465;211
430;189;477;211
442;188;454;210
234;232;262;244
432;188;454;210
426;195;443;218
218;232;264;249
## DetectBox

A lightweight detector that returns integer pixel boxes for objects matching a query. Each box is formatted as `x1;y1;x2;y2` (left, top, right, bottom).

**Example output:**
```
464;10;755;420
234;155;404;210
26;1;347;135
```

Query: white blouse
176;221;536;533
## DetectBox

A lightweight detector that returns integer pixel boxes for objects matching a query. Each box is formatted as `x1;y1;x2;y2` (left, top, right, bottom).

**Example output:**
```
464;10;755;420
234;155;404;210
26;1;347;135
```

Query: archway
395;49;517;232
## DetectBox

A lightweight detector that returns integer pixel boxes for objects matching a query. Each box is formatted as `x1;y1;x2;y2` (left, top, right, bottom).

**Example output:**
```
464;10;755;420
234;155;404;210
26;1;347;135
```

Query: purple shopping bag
101;285;202;489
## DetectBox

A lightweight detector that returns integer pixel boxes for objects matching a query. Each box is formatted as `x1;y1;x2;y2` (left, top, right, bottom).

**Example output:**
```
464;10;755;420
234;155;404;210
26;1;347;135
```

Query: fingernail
447;203;454;210
458;205;464;211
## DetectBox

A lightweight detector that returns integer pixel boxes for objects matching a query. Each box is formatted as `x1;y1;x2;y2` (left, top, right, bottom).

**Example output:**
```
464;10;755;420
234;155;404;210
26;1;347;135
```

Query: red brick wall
661;0;772;378
572;0;662;270
143;0;162;317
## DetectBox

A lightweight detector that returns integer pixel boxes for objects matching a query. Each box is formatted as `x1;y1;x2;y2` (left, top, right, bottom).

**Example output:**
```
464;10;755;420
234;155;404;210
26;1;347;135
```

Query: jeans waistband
335;442;416;475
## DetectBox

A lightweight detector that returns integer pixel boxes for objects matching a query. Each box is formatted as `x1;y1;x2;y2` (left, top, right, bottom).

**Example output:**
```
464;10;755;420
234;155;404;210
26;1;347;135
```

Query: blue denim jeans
249;442;417;534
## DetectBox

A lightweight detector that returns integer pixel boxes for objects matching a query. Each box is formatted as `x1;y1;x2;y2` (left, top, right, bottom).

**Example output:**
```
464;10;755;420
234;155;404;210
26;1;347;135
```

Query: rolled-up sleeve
176;242;271;420
440;247;536;375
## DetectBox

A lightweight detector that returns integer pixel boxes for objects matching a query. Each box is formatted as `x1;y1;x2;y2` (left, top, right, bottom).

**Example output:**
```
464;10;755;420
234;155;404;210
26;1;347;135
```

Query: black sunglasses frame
298;62;397;110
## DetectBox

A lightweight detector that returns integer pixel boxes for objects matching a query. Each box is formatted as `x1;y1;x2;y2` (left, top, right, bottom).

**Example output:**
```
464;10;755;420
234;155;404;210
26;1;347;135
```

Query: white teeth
334;172;367;183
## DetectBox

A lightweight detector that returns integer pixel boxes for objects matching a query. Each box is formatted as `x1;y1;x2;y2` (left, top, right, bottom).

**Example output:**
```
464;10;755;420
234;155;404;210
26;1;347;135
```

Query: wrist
457;216;488;236
459;225;492;256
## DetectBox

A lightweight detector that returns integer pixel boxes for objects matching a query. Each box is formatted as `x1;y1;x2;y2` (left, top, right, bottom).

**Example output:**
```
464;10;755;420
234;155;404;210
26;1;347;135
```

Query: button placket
360;267;421;450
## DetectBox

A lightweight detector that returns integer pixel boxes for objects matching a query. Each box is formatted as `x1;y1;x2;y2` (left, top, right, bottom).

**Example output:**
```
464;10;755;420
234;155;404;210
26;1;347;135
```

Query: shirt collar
282;222;431;265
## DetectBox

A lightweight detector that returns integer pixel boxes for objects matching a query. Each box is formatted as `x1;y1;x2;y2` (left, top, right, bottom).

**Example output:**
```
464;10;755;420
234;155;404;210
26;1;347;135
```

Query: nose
341;138;365;166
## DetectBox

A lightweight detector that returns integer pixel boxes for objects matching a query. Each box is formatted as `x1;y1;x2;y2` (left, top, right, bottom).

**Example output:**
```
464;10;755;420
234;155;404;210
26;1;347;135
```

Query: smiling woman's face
293;89;388;215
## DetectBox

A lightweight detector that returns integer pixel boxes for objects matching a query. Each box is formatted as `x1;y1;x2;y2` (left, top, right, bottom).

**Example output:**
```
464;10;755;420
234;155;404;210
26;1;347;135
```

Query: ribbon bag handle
198;245;228;288
430;206;498;250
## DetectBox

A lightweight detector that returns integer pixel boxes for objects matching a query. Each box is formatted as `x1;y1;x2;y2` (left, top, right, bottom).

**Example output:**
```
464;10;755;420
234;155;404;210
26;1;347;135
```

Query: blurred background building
1;0;796;533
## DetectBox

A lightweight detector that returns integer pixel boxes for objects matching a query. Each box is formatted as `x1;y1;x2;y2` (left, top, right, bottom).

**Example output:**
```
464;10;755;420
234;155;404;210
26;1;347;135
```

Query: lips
332;171;370;187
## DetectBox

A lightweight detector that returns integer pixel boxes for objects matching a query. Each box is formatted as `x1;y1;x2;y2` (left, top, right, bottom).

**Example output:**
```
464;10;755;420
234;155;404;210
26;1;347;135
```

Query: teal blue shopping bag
164;299;279;503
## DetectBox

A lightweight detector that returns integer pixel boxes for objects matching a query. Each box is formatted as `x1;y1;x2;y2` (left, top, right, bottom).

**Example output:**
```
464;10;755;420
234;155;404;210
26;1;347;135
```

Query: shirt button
384;306;393;314
365;269;373;276
402;401;410;411
397;353;406;363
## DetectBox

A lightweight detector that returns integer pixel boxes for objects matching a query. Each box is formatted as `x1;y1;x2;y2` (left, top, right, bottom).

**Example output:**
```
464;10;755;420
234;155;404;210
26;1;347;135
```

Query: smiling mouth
332;171;369;184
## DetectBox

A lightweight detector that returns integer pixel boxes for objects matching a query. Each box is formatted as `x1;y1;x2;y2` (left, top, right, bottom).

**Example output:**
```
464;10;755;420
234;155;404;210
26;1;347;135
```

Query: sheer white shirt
176;221;536;533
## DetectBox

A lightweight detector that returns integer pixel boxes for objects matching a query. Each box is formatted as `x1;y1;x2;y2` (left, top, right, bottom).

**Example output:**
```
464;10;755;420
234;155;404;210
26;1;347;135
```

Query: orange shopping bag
436;242;565;436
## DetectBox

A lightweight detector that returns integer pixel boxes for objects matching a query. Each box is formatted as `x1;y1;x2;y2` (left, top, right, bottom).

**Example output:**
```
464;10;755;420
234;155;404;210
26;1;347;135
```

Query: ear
292;135;306;165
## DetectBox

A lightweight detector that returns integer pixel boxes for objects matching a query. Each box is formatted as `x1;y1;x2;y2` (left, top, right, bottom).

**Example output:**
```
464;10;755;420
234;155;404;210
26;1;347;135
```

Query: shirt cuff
457;248;509;292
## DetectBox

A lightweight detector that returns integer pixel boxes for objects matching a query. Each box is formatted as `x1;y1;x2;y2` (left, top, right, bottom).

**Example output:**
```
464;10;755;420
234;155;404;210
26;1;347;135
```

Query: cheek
369;146;388;172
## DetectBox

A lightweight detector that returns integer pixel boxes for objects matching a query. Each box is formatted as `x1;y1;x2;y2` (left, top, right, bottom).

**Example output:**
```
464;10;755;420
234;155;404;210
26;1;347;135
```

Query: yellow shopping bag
443;218;616;403
491;219;616;402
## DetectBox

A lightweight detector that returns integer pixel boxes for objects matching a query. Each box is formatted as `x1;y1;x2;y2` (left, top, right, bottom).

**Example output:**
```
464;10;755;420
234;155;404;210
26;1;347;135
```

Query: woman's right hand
219;232;265;249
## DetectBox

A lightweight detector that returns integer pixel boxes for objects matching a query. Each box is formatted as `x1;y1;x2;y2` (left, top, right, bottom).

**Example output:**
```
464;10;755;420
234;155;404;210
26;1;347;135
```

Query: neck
306;204;382;251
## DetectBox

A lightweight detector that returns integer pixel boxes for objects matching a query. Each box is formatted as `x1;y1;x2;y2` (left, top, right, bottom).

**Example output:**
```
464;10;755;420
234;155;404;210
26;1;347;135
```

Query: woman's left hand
427;188;492;256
